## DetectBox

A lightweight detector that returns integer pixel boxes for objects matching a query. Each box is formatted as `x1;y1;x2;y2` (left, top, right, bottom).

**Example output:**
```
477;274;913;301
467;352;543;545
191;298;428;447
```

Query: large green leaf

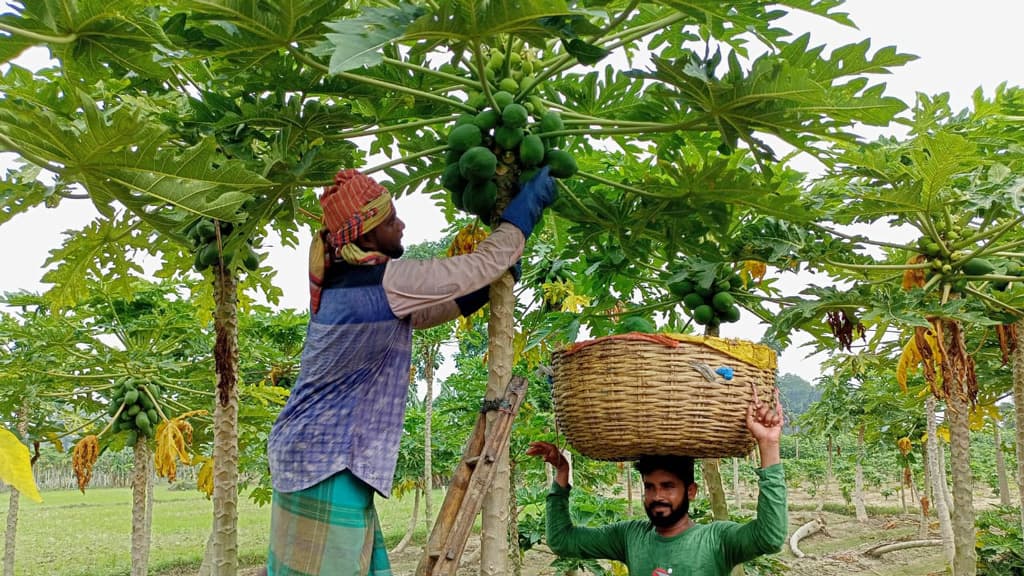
0;90;268;232
184;0;345;66
403;0;574;43
315;5;428;73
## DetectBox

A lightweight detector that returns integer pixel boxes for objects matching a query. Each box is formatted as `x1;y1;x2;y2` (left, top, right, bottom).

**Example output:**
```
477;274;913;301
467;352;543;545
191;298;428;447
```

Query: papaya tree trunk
947;389;976;575
3;400;29;576
920;442;932;540
509;457;522;576
702;460;729;520
818;435;833;512
481;271;514;576
2;487;18;576
625;464;633;518
994;421;1010;506
1012;319;1024;553
131;436;152;576
854;427;867;522
732;458;741;511
391;486;420;555
936;435;953;515
424;357;434;535
926;396;955;569
208;268;240;576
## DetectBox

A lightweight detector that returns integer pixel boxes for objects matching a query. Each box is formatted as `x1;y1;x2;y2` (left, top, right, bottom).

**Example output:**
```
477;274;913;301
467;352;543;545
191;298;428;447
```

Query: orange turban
309;169;395;313
320;169;393;246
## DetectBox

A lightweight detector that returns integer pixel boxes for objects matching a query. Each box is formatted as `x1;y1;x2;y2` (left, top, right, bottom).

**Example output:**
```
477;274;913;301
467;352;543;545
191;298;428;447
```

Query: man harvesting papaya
526;384;787;576
266;167;556;575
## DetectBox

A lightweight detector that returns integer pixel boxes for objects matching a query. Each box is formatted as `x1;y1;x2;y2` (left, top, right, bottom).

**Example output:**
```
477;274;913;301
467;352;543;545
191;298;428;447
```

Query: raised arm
526;441;629;562
721;385;788;566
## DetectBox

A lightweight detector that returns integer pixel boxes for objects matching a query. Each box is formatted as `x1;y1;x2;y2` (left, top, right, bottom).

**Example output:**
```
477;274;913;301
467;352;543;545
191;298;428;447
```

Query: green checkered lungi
267;470;393;576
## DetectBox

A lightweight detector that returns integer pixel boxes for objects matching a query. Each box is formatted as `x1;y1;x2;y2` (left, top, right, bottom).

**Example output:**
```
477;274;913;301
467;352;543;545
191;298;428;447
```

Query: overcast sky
2;1;1022;383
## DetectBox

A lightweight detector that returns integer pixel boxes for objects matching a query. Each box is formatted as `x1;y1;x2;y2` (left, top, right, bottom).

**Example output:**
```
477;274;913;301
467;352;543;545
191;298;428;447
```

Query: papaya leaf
40;216;149;311
561;38;611;66
403;0;574;43
315;5;428;73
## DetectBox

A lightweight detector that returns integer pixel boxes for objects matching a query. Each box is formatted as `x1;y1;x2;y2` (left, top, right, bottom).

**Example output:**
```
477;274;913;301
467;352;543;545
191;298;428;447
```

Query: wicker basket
551;334;777;460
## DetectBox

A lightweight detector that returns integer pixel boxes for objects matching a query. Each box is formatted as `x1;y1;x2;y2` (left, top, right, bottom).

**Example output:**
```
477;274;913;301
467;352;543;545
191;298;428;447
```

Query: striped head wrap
309;169;395;313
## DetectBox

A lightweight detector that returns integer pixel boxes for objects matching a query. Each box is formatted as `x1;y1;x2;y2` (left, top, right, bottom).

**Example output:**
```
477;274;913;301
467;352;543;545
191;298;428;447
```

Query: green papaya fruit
501;103;529;129
498;77;519;93
961;258;995;276
667;278;694;298
494;125;524;150
463;180;498;219
459;147;498;182
492;91;515;110
693;305;715;325
473;109;500;131
712;291;735;312
682;292;705;310
196;219;216;241
720;305;742;323
519;135;545;167
448;124;483;152
544;149;577;179
198;243;220;268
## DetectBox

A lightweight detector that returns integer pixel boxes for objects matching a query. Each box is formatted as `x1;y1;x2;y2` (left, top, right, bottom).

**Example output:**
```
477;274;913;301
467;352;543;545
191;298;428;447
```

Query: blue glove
500;166;557;239
509;259;522;283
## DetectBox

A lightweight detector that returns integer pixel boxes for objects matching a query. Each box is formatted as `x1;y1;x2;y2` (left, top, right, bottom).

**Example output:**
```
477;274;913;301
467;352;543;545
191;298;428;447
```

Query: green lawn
0;484;435;576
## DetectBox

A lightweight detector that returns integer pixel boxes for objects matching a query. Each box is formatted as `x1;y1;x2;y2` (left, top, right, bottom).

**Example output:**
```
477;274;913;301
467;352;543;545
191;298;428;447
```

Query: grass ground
1;484;966;576
1;484;433;576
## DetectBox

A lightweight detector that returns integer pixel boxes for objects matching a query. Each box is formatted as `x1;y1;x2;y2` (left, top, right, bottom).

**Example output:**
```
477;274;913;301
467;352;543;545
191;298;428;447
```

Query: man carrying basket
526;384;786;575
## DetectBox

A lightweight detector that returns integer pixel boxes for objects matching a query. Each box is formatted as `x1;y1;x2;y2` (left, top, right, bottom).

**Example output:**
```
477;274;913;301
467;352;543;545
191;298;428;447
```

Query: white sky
2;1;1022;384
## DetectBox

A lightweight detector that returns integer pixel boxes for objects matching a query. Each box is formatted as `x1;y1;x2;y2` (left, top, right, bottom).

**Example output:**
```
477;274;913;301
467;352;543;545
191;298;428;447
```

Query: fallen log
789;517;827;559
864;539;943;558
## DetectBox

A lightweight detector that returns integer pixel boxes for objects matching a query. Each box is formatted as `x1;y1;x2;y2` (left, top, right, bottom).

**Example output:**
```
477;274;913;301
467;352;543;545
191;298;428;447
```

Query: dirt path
233;510;948;576
391;511;947;576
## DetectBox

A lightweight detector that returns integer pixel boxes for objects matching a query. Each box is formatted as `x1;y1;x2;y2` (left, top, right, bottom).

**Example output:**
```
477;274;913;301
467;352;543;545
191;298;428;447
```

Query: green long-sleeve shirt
546;463;788;576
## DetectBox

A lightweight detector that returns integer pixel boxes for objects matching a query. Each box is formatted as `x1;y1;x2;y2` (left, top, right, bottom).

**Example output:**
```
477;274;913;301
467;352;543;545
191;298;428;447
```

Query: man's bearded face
642;469;691;528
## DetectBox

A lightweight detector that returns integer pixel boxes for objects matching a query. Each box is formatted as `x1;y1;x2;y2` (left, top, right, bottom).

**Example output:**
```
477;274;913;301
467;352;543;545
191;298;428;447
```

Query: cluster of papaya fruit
184;218;260;273
106;378;164;446
441;48;577;223
668;270;744;328
916;235;1022;292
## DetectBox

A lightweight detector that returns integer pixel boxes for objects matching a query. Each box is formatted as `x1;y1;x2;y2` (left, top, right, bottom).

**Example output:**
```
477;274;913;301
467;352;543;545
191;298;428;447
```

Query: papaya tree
18;279;212;576
767;87;1024;575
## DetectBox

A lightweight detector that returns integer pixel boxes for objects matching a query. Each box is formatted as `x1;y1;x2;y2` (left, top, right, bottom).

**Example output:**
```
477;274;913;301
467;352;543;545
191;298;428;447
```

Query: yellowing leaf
743;261;767;285
153;410;206;483
0;428;42;503
46;432;64;453
968;403;1000;432
560;293;591;314
195;456;214;498
936;425;950;444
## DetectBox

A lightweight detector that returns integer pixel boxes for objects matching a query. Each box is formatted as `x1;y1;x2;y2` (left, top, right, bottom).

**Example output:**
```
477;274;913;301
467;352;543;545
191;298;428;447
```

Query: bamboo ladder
415;375;528;576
